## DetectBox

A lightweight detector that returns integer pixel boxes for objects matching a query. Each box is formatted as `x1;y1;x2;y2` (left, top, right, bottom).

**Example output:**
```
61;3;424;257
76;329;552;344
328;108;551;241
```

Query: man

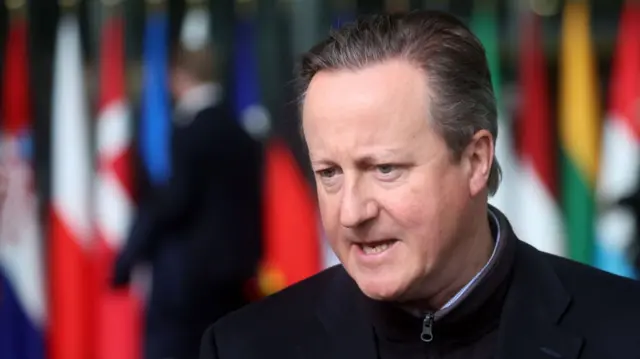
114;44;263;359
200;11;640;359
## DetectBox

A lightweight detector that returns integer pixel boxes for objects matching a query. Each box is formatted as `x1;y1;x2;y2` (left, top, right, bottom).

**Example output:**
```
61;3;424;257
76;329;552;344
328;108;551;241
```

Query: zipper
420;312;435;342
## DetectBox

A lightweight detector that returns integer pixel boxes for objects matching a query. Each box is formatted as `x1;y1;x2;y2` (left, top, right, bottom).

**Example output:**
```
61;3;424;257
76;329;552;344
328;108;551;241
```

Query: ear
462;129;494;196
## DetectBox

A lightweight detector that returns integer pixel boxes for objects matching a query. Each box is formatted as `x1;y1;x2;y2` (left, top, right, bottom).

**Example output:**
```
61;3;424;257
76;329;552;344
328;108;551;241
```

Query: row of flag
482;0;639;279
2;1;640;359
0;3;326;359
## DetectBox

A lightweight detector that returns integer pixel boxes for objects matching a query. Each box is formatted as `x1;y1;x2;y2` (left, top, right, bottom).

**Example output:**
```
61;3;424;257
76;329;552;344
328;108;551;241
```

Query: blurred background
1;0;639;358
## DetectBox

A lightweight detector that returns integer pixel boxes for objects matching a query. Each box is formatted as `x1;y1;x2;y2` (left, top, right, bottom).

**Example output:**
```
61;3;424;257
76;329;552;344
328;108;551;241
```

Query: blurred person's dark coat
113;81;263;359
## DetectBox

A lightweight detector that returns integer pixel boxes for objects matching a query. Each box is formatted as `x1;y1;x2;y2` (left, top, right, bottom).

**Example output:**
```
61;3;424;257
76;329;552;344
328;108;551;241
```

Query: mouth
355;239;399;255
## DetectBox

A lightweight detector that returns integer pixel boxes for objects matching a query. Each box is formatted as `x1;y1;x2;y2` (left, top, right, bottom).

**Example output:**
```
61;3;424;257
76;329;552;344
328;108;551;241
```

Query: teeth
362;242;390;254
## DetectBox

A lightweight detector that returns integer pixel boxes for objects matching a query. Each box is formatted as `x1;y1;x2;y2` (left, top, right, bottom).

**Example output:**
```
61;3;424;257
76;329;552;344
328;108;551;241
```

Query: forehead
301;59;433;150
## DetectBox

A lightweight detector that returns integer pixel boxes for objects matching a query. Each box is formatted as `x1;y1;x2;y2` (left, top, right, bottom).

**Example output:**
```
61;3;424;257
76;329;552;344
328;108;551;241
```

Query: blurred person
200;11;640;359
113;43;263;359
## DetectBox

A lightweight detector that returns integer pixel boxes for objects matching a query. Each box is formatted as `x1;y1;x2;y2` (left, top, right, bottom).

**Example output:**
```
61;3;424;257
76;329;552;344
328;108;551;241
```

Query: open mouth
357;239;398;255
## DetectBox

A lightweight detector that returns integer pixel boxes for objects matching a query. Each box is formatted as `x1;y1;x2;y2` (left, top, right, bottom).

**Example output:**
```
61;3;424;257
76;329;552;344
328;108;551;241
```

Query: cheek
317;190;340;242
382;170;465;249
384;172;452;225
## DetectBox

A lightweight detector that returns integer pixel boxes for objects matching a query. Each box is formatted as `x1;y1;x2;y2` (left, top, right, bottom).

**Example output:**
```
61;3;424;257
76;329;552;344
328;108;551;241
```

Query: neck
403;207;495;312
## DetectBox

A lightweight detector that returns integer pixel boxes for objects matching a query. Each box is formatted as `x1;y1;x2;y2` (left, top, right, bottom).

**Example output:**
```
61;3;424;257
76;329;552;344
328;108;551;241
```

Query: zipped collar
366;205;516;344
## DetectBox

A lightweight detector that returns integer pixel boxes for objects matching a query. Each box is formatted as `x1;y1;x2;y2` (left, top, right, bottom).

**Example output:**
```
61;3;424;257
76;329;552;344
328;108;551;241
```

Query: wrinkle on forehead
302;59;437;161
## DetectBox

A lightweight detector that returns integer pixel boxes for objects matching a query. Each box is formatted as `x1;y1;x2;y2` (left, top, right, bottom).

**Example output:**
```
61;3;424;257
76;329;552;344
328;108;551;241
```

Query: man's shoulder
211;265;344;337
540;250;640;308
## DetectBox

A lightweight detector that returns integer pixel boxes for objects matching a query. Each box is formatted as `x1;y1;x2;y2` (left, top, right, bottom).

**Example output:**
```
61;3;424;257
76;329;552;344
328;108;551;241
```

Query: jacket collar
312;268;378;359
364;206;514;345
496;240;584;359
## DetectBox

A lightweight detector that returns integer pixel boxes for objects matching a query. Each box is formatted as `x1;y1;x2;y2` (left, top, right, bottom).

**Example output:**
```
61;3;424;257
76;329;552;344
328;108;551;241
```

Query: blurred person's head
170;44;217;100
296;11;498;308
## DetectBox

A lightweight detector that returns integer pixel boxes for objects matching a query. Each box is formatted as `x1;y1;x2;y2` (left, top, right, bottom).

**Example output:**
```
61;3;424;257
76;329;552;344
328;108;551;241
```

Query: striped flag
94;13;142;359
595;2;640;278
470;1;521;228
141;9;171;184
232;16;321;295
49;12;93;359
559;1;600;264
0;15;46;359
517;12;565;256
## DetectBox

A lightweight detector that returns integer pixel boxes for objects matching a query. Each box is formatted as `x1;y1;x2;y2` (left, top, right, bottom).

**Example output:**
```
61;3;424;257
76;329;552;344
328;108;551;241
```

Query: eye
316;167;338;178
374;164;403;181
315;166;342;189
376;164;396;174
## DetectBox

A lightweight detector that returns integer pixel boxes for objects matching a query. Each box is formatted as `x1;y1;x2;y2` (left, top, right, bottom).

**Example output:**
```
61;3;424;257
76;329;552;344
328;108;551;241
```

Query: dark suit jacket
117;100;263;323
200;231;640;358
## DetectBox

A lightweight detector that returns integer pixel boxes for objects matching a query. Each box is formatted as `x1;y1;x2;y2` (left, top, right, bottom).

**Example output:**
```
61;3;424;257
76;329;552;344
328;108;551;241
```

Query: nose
339;180;379;228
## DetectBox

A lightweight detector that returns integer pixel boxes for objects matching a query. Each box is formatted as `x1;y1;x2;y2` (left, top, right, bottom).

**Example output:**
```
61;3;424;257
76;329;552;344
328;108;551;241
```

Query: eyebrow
310;150;405;168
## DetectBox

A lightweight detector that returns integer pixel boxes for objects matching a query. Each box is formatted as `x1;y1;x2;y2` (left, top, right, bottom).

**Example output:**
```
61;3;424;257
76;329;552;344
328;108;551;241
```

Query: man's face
302;59;491;302
169;67;190;101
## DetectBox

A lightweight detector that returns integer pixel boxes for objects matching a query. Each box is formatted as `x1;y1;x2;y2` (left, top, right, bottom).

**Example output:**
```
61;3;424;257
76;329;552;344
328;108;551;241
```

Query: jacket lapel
497;241;584;359
306;266;377;359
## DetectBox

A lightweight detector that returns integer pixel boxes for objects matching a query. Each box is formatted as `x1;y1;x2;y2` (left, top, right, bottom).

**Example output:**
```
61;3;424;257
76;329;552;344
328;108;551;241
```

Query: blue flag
233;18;260;121
141;12;171;184
232;17;273;138
332;12;355;29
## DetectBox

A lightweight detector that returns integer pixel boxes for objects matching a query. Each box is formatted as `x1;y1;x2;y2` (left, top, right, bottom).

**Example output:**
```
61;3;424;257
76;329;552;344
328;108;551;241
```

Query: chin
352;271;410;302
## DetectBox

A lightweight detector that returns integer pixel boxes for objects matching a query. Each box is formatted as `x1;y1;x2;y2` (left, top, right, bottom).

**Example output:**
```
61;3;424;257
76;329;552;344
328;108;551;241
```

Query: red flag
49;13;93;359
258;140;321;295
2;18;29;135
517;11;565;256
94;14;141;359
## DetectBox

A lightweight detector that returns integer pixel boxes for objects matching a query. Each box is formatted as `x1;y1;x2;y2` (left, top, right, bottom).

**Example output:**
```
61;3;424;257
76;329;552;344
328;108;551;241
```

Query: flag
595;2;640;278
0;15;46;359
49;12;93;359
259;140;322;296
232;16;270;137
470;1;521;228
231;17;321;295
559;1;600;264
141;10;171;184
331;10;355;29
517;12;565;256
94;13;142;359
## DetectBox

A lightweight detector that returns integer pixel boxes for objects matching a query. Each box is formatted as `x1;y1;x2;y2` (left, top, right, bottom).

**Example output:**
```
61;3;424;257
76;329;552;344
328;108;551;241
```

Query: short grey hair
295;10;501;195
